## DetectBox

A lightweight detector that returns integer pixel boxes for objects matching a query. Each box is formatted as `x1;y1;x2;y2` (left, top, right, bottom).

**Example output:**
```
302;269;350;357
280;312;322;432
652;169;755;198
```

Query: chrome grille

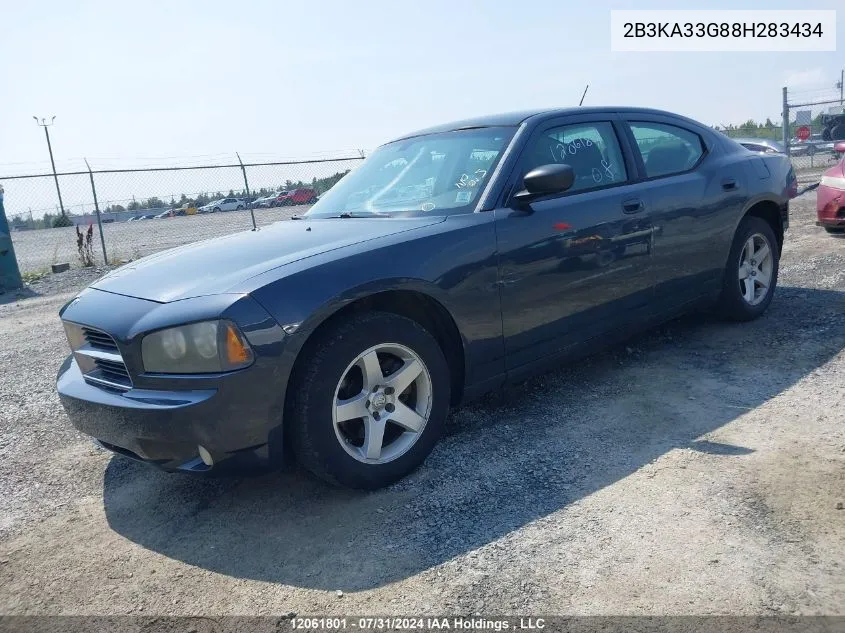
82;327;119;352
92;358;132;388
64;323;133;391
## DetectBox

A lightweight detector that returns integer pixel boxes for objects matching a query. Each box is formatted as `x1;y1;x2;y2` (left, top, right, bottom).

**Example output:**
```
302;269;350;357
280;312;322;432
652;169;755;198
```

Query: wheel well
744;200;784;252
292;290;466;407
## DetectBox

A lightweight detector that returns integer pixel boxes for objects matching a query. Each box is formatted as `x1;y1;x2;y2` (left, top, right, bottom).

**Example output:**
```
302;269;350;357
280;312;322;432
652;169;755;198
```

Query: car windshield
305;127;515;218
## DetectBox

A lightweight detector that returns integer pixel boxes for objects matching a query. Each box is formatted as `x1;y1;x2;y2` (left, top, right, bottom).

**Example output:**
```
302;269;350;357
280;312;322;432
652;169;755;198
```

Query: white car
198;197;245;213
252;194;277;208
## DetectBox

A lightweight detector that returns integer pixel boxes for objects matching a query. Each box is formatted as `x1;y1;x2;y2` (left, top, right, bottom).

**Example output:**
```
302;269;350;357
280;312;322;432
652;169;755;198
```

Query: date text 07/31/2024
289;617;548;630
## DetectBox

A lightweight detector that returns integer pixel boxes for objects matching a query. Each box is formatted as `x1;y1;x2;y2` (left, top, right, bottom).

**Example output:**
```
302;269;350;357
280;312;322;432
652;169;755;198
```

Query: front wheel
288;311;451;489
717;216;779;321
212;207;220;213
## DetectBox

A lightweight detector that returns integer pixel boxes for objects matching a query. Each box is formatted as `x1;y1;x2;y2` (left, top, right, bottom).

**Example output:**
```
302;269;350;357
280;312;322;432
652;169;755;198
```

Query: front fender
242;214;504;413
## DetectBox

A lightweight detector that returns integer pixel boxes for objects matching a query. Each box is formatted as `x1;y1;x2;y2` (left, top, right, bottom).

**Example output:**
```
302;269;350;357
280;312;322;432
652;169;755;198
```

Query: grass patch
22;269;50;283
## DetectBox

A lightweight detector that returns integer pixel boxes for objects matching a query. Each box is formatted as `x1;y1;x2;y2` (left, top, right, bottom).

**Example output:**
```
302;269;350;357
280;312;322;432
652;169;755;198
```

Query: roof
389;106;703;142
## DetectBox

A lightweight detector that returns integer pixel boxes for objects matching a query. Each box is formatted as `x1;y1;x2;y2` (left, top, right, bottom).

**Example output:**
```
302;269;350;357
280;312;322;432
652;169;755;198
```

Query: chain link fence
2;156;364;274
5;89;845;276
717;86;845;185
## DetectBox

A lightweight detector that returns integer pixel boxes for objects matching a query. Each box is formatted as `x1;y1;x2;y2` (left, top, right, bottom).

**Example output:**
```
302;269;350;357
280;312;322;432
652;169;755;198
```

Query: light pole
33;116;66;217
839;69;843;108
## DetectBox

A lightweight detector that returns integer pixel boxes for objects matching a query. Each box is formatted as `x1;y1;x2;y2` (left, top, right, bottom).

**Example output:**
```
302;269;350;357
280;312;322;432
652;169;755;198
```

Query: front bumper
57;356;278;472
817;185;844;227
55;288;290;473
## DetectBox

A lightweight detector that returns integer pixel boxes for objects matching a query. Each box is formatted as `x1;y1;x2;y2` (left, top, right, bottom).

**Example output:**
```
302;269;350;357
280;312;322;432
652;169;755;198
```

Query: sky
0;0;843;211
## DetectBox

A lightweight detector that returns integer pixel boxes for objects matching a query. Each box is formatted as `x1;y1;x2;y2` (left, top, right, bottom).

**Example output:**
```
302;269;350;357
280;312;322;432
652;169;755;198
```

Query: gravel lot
9;205;302;274
1;193;843;617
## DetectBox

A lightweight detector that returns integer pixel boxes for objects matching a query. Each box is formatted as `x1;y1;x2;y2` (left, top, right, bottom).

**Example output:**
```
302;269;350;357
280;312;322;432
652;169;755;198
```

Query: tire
824;227;845;234
236;205;244;211
213;207;220;213
717;215;779;321
288;311;450;489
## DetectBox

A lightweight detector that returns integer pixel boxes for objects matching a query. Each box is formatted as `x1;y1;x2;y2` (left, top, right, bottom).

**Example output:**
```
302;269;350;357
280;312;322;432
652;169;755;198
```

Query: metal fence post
0;184;24;292
237;153;257;231
782;86;790;156
85;159;108;265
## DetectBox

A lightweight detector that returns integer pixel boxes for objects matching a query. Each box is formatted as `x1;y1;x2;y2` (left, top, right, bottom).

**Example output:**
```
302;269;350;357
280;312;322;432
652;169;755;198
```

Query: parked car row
252;188;319;208
735;137;840;159
123;190;320;222
790;134;836;157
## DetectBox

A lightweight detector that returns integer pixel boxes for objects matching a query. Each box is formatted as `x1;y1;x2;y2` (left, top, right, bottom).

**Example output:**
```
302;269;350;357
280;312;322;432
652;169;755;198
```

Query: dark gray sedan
57;107;796;489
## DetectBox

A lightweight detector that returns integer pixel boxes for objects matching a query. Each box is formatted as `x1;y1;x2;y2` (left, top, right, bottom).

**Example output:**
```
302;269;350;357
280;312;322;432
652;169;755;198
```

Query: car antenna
579;84;589;107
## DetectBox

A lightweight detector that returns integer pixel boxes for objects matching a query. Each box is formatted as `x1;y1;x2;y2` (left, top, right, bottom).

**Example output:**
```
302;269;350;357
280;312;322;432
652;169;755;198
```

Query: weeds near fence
21;269;50;283
76;224;95;267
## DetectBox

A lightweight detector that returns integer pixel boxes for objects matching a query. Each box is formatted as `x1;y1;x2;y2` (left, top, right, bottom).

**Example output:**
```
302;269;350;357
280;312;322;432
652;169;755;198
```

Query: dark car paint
58;289;287;468
57;106;792;472
90;216;446;303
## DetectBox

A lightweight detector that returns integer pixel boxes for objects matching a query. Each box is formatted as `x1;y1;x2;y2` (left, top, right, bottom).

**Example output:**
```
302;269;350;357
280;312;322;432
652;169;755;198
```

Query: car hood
91;216;445;303
823;160;845;179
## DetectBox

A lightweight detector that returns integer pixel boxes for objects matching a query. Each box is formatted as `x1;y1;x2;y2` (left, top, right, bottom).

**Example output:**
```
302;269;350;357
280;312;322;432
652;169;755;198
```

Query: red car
817;141;845;234
274;187;317;206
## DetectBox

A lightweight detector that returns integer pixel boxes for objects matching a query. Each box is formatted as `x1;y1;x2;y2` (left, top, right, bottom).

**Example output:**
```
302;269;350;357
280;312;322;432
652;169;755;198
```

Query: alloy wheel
332;343;432;464
738;232;774;306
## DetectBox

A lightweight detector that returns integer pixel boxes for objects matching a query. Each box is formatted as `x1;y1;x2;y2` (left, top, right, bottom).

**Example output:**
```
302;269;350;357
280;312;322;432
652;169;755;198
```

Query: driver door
494;114;657;370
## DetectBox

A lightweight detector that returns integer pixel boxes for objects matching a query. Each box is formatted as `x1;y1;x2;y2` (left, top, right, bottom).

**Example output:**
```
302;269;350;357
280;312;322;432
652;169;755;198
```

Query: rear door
494;114;657;370
621;116;745;311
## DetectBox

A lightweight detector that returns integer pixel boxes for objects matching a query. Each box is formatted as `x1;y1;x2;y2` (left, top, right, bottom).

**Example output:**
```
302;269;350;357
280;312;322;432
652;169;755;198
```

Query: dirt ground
0;192;843;616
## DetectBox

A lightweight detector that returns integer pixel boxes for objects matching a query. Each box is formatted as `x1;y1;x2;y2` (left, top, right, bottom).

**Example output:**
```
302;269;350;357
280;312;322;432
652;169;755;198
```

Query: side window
629;122;705;178
521;121;627;194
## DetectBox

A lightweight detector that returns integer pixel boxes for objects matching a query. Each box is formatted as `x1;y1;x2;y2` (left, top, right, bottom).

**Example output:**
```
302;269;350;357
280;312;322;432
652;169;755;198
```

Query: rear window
629;122;706;178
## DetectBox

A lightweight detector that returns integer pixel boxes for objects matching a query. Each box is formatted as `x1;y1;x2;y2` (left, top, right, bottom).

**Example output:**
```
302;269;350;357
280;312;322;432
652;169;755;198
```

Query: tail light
786;168;798;199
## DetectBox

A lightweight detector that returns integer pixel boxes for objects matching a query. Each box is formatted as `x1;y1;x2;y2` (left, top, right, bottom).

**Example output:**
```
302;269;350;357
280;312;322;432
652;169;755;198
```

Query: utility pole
782;87;790;156
236;152;257;231
839;69;844;108
33;116;66;217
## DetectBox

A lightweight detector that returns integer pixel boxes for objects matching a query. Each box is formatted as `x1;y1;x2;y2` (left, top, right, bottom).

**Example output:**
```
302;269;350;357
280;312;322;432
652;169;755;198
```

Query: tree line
715;113;831;141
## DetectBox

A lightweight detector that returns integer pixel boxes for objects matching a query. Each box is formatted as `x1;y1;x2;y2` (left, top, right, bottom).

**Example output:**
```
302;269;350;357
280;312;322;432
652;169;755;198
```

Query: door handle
722;178;738;191
622;198;645;214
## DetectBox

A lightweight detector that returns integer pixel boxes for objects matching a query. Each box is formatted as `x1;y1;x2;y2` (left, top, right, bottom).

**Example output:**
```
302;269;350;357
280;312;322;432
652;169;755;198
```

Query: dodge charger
57;107;795;489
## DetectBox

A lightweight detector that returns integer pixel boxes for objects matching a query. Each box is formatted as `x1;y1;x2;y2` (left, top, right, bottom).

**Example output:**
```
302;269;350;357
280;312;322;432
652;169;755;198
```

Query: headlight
820;175;845;190
142;320;254;373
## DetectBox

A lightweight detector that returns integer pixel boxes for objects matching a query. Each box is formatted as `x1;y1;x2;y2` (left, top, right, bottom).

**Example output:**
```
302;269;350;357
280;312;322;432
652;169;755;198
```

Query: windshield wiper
330;211;385;218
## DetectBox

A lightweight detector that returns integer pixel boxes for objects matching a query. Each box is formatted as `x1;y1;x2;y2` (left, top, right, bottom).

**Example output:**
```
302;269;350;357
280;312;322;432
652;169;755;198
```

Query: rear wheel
717;216;779;321
288;311;450;489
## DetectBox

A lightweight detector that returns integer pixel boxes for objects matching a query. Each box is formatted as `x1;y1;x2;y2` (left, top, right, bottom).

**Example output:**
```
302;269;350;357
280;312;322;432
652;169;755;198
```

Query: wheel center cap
371;393;387;409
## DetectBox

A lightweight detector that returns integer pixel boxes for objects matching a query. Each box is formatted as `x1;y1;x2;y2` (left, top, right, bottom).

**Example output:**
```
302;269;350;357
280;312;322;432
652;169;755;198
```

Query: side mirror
834;141;845;154
514;164;575;203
